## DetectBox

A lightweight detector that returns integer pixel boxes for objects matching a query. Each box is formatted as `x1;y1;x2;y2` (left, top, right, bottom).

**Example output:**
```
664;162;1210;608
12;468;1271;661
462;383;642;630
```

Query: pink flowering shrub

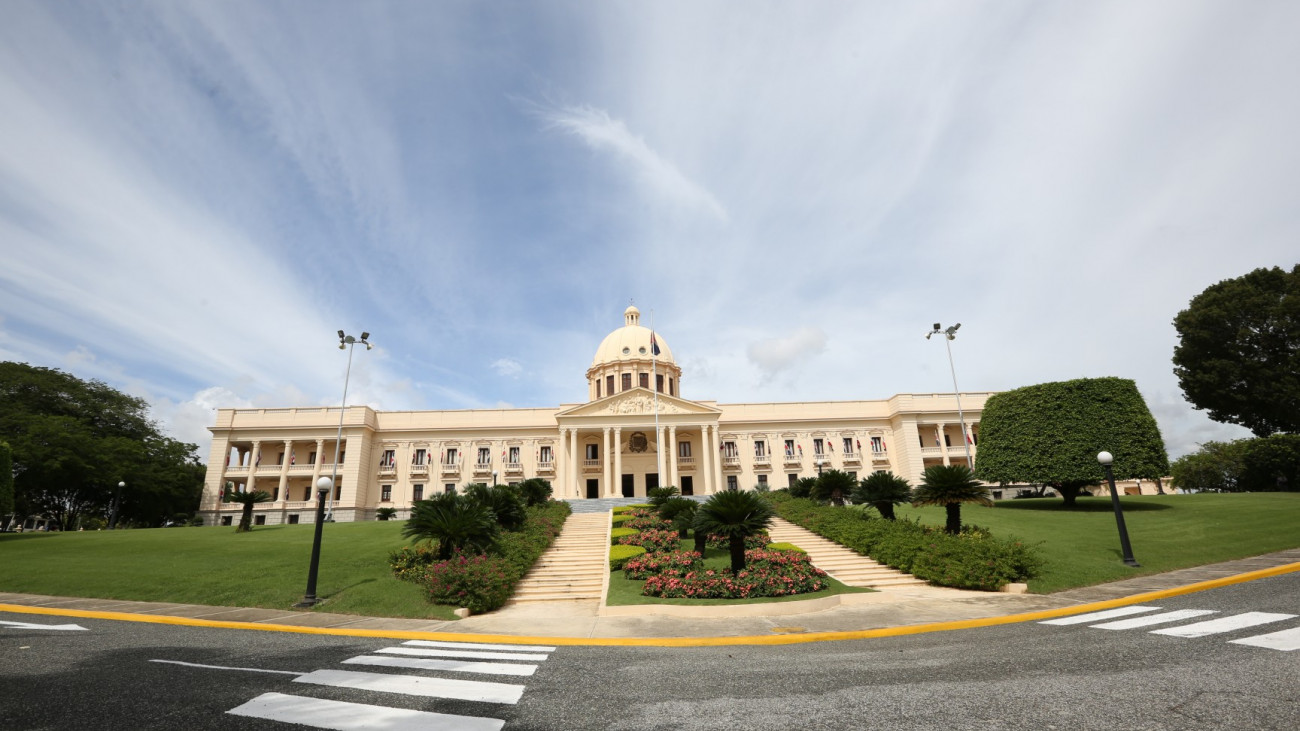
639;548;828;599
419;552;513;613
624;514;671;531
616;528;680;553
622;550;703;580
705;531;771;551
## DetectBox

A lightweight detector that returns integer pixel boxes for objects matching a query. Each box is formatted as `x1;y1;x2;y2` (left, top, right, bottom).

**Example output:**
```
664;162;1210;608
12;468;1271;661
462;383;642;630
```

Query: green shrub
613;503;652;514
611;513;633;526
647;485;681;507
609;544;647;571
389;544;442;582
765;542;805;553
611;527;639;544
910;535;1044;591
419;552;513;613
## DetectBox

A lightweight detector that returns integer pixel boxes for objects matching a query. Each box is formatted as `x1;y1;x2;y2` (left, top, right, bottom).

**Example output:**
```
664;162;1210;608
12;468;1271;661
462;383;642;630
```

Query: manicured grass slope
895;493;1300;592
0;522;456;620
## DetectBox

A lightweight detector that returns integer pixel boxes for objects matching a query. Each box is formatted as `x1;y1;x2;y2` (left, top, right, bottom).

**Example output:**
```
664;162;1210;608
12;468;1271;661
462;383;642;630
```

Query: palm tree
225;490;272;533
852;471;912;520
811;469;856;506
403;492;499;559
789;477;817;500
911;464;992;534
693;490;774;572
516;478;552;507
375;507;398;521
658;497;698;538
647;485;680;508
463;483;527;531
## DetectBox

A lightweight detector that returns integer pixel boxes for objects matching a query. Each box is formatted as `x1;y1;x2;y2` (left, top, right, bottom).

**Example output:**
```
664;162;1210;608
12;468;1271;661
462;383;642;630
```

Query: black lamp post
108;481;125;530
296;477;332;607
1097;451;1140;567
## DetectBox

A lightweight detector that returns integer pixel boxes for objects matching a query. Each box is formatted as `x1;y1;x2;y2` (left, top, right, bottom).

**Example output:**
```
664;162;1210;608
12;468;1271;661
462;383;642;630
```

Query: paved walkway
508;513;609;603
4;548;1297;640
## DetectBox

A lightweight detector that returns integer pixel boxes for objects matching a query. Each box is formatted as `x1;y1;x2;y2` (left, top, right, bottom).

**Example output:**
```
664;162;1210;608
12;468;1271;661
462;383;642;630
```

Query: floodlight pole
927;323;974;469
326;331;371;522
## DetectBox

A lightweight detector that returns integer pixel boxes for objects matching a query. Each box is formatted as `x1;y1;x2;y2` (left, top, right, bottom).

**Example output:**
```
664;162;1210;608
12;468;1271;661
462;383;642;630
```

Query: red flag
290;452;296;465
856;439;862;453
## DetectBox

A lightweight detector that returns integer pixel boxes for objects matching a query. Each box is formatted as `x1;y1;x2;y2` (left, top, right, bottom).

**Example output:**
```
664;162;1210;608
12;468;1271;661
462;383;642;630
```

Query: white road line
1229;626;1300;651
1150;612;1297;638
227;692;504;731
376;646;550;662
1090;609;1218;630
149;659;303;675
342;654;538;676
1039;606;1163;626
404;639;557;652
295;669;526;704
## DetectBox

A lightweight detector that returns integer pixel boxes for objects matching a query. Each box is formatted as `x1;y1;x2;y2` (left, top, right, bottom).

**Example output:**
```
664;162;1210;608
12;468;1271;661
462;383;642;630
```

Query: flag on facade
797;444;803;455
255;451;260;467
882;439;887;451
290;452;296;465
967;434;973;445
650;332;661;357
856;439;862;453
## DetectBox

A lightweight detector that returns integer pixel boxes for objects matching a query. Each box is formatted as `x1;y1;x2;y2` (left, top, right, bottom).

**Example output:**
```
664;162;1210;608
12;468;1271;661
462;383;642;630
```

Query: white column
937;422;951;466
569;428;580;498
247;440;261;493
310;439;324;502
668;424;679;488
700;426;714;494
655;424;666;485
602;427;612;499
712;425;724;492
613;427;623;497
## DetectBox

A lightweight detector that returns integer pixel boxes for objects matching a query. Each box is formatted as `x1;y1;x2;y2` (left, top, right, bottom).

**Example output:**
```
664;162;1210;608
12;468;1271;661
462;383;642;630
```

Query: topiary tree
912;464;991;534
811;469;856;506
463;483;527;531
852;471;912;519
647;485;680;508
692;490;774;572
403;492;500;559
225;490;272;533
516;478;552;507
658;496;698;538
1173;265;1300;437
1238;434;1300;492
375;507;398;521
975;377;1170;507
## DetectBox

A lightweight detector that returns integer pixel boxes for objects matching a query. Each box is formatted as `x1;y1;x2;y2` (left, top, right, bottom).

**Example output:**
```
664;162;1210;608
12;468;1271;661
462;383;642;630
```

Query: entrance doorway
681;476;694;496
645;473;659;493
621;474;634;498
586;479;599;499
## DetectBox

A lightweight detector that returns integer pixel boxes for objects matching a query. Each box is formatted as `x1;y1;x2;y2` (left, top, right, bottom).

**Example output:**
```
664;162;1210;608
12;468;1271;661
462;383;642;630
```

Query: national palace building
202;306;991;525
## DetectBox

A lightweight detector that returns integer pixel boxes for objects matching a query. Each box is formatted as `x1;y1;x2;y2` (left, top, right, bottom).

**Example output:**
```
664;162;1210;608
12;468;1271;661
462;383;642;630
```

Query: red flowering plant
616;528;681;553
639;548;829;599
622;550;703;580
705;531;771;551
623;514;672;531
418;551;514;614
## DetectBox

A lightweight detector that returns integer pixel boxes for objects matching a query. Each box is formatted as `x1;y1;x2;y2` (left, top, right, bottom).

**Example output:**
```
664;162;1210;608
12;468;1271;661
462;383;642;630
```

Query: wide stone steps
766;517;926;588
508;513;610;604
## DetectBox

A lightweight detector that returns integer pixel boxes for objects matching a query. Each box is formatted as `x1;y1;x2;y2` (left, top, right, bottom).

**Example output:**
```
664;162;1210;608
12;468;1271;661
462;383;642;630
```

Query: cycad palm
693;490;774;572
852;471;912;520
226;490;272;533
912;464;992;534
403;492;499;559
812;469;856;506
658;496;698;538
463;483;527;531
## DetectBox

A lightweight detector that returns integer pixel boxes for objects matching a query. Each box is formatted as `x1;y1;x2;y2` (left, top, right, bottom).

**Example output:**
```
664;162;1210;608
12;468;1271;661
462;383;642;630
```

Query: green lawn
0;522;457;620
606;540;872;606
892;492;1300;592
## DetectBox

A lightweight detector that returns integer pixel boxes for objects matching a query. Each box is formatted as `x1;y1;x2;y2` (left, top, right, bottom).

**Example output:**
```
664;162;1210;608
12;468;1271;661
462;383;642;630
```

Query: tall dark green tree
0;362;204;529
975;377;1170;507
1170;440;1248;493
1173;265;1300;436
0;441;13;527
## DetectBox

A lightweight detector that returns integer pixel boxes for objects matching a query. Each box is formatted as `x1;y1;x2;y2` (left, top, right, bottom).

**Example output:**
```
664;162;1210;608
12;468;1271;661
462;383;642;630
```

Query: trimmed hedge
766;542;805;553
611;514;634;526
612;503;653;514
611;527;639;544
609;544;647;571
770;497;1042;591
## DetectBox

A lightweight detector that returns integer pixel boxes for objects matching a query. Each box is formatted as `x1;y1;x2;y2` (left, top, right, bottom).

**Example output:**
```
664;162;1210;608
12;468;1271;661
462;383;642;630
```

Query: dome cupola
586;305;682;401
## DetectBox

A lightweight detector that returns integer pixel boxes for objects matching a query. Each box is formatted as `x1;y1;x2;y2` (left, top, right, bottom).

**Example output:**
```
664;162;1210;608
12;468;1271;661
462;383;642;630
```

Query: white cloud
747;328;828;381
491;358;523;378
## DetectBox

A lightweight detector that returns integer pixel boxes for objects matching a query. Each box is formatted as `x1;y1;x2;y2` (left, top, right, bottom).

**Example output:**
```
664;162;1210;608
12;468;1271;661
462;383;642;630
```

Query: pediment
557;389;720;418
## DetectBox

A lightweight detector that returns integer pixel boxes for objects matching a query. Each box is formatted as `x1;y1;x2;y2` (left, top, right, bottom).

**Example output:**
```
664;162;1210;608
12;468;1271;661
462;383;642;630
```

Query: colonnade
556;422;724;498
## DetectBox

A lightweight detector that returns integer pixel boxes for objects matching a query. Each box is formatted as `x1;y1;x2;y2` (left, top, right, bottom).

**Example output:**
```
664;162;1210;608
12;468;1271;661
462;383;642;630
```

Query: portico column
655;424;666;486
668;425;679;488
247;440;261;493
602;427;612;499
612;427;623;497
937;422;951;466
568;428;580;498
711;425;724;493
277;440;292;501
310;439;324;502
700;426;714;494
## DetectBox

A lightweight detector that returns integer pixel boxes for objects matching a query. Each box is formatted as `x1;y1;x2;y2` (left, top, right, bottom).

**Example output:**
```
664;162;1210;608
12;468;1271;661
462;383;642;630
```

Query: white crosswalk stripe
1041;606;1300;652
224;638;555;728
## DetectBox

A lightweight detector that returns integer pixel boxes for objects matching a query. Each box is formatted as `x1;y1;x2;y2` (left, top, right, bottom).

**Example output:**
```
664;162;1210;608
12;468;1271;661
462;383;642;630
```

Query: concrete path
765;517;926;588
508;513;609;603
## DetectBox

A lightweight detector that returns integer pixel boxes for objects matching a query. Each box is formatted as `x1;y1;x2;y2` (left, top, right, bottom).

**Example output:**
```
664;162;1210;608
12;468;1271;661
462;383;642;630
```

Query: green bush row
609;544;647;571
612;503;653;514
611;527;639;544
765;542;805;553
611;513;634;526
770;498;1042;591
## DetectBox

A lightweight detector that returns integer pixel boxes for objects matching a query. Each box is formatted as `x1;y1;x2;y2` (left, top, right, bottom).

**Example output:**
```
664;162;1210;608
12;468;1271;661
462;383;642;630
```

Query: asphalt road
2;572;1296;730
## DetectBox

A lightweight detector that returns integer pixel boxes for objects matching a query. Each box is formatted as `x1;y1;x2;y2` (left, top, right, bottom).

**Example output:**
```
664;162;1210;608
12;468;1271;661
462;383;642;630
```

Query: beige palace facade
202;306;991;526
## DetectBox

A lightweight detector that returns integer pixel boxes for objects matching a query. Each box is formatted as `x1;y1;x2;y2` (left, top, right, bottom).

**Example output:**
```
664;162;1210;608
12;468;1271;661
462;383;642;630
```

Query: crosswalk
223;639;556;730
1040;605;1300;651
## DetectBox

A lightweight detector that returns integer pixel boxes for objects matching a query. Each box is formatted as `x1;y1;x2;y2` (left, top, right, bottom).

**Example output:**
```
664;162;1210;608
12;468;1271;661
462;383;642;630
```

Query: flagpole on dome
651;309;663;488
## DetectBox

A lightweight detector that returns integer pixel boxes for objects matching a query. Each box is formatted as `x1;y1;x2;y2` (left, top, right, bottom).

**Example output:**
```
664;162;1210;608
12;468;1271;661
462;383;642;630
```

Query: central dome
590;305;676;367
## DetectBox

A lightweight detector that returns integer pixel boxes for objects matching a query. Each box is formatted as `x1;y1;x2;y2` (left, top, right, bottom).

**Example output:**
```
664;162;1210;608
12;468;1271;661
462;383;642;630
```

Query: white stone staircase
766;517;927;588
508;513;610;603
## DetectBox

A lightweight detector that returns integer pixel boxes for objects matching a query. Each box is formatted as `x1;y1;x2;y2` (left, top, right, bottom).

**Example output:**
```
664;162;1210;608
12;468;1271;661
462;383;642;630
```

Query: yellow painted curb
2;561;1297;647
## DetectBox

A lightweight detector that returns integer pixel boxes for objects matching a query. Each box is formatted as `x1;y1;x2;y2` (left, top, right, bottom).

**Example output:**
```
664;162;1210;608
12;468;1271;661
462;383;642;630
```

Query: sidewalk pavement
2;548;1298;642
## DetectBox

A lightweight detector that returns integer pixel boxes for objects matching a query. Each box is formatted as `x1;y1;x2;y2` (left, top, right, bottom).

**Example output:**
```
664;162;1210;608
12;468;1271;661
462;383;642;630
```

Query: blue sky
1;1;1296;461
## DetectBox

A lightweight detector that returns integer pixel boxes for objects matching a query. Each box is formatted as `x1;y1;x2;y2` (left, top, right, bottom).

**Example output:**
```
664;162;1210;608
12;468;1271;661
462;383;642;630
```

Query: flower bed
622;550;702;580
640;549;828;599
615;528;680;553
705;531;771;550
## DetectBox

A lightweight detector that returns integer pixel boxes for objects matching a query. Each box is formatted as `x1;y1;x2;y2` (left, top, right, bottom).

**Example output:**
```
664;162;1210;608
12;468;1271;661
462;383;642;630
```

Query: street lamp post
926;323;974;469
1097;451;1140;567
492;470;498;487
108;481;125;530
297;477;333;607
326;330;372;522
815;458;824;475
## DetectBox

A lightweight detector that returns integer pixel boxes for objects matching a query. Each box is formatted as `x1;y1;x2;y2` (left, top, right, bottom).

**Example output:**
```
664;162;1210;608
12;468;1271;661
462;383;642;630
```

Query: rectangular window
754;441;766;457
308;451;316;465
334;480;342;501
669;377;675;396
843;438;854;454
508;446;520;464
540;445;553;463
727;475;738;490
381;449;395;468
848;471;857;480
788;473;797;488
813;438;824;456
288;514;299;525
757;474;768;487
444;483;456;494
271;488;279;501
445;448;458;465
414;448;427;465
656;374;663;393
412;484;424;501
621;373;632;391
381;485;392;502
221;515;232;526
639;373;649;389
477;447;491;464
276;453;284;465
254;515;266;526
784;439;795;456
339;450;346;464
596;380;601;398
585;443;599;460
606;375;615;395
944;434;952;447
722;441;737;458
871;436;884;453
679;441;692;458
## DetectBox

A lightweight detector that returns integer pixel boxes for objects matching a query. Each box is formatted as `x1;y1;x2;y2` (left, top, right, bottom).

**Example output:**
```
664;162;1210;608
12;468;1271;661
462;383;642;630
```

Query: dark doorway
645;473;660;493
681;476;694;496
621;474;634;498
586;479;599;499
